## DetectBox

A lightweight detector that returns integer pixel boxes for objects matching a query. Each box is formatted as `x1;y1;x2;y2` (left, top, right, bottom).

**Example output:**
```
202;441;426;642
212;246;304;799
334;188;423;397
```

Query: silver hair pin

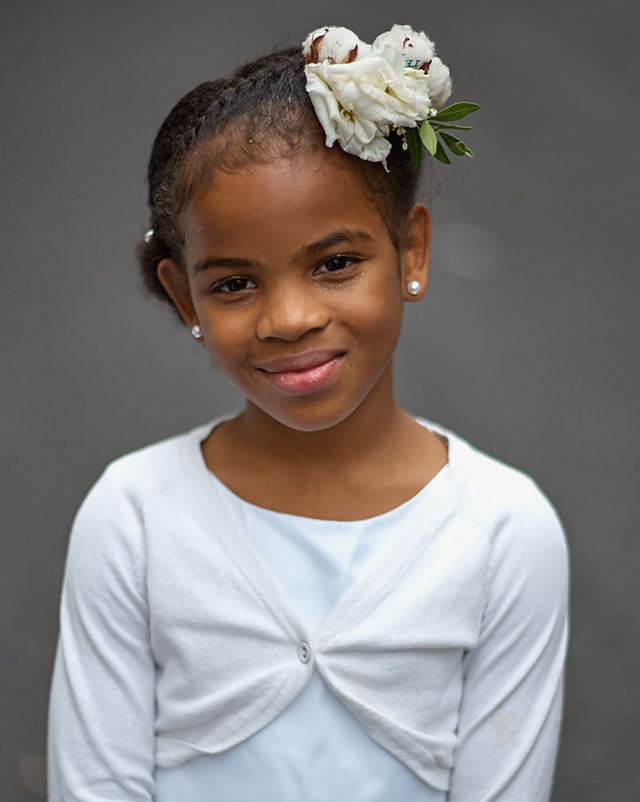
144;229;154;243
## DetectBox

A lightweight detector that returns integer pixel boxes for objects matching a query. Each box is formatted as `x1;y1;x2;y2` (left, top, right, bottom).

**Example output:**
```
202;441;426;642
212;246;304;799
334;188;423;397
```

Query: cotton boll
427;57;452;108
373;24;435;69
302;27;329;62
303;26;371;65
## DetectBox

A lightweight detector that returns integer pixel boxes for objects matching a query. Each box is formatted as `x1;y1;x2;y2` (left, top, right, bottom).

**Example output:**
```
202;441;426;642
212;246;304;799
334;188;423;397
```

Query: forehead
180;150;389;262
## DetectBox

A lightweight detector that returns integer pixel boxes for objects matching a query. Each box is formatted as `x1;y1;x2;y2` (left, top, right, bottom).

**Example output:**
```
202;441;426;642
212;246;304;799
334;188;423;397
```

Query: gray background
2;0;639;799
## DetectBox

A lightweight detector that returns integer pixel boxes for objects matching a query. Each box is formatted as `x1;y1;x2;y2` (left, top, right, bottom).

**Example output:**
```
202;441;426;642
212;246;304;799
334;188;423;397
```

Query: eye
212;276;257;293
316;254;360;274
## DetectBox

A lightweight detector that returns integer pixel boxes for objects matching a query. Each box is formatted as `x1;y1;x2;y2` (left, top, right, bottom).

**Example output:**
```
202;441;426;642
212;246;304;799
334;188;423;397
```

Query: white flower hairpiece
303;24;480;168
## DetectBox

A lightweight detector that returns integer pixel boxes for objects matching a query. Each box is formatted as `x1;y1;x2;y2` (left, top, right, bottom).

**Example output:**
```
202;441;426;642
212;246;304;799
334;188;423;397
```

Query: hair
137;46;427;308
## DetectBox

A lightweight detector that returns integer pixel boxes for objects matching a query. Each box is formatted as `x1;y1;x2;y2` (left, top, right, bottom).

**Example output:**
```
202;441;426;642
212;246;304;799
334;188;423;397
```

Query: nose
255;284;330;342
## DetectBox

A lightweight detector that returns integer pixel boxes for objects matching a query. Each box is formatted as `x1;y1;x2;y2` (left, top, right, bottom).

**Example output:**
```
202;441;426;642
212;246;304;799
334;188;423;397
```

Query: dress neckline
193;412;455;524
178;413;471;649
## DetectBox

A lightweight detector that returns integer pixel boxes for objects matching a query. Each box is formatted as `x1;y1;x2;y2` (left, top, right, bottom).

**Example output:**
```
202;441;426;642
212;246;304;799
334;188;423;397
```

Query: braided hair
138;46;424;308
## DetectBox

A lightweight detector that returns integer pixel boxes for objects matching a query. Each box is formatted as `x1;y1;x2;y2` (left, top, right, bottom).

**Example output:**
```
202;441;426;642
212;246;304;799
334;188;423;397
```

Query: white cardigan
48;417;569;801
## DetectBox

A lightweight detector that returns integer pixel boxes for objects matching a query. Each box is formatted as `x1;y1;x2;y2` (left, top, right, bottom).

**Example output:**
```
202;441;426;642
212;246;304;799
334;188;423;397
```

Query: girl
48;25;569;802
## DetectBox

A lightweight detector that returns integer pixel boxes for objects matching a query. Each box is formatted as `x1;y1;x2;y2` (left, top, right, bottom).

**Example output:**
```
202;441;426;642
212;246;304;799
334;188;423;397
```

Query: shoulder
423;419;568;570
69;419;217;554
463;437;561;537
79;421;213;513
64;420;218;591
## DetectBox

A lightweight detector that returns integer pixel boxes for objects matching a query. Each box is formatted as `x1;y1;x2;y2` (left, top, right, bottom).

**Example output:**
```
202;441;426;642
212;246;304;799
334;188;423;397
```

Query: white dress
154;470;448;801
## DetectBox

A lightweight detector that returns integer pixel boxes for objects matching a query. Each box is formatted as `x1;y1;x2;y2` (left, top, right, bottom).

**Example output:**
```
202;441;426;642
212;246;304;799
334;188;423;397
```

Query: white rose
305;48;433;163
305;69;392;162
372;24;435;70
303;26;371;65
425;56;452;108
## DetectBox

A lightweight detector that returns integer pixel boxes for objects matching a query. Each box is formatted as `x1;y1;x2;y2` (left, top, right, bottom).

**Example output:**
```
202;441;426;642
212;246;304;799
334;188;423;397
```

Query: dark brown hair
137;46;425;307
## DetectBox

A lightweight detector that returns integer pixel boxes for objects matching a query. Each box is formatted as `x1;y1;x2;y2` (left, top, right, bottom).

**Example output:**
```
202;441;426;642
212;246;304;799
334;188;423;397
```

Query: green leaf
433;140;451;165
430;123;472;131
405;127;423;169
419;120;438;155
433;102;481;122
440;131;474;158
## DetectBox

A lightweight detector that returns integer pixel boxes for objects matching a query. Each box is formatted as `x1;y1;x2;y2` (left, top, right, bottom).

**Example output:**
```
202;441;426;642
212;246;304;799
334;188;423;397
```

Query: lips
255;349;346;393
256;349;345;373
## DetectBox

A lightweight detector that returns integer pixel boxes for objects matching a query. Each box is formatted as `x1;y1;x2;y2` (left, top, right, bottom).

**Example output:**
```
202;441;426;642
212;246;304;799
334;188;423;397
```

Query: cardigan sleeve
47;469;156;802
447;483;569;802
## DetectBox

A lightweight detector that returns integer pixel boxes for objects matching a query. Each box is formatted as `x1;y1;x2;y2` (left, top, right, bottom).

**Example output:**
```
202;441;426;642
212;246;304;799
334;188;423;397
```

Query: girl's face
159;148;430;432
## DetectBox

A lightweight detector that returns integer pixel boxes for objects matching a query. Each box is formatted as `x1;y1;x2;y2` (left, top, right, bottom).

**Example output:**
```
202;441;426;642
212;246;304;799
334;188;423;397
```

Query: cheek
359;267;404;335
197;317;248;373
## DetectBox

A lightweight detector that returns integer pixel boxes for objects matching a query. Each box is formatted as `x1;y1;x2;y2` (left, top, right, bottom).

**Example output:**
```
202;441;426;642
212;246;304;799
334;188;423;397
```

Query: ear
399;203;431;301
157;258;200;331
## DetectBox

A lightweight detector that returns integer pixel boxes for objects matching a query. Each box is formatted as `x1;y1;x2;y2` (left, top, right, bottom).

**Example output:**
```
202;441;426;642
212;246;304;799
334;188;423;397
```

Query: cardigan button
297;641;311;664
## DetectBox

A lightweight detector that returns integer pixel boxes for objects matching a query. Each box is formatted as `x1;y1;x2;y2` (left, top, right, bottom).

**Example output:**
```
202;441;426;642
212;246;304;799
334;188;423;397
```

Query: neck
202;365;447;519
232;368;409;469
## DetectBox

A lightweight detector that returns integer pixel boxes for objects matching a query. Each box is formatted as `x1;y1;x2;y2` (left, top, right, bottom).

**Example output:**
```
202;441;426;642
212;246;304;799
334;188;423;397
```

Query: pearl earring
190;324;202;339
407;280;421;296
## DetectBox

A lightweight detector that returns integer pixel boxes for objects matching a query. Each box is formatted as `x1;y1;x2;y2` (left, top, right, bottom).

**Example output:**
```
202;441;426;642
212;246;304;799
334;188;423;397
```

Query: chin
262;399;362;434
273;412;352;434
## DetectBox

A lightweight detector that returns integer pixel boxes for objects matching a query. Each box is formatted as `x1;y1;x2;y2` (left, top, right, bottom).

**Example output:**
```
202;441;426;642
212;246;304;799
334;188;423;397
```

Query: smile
255;350;346;394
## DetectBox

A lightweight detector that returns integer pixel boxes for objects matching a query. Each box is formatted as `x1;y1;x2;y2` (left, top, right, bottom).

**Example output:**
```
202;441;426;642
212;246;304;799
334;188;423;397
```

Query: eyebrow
292;229;374;260
192;256;253;275
191;229;374;275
